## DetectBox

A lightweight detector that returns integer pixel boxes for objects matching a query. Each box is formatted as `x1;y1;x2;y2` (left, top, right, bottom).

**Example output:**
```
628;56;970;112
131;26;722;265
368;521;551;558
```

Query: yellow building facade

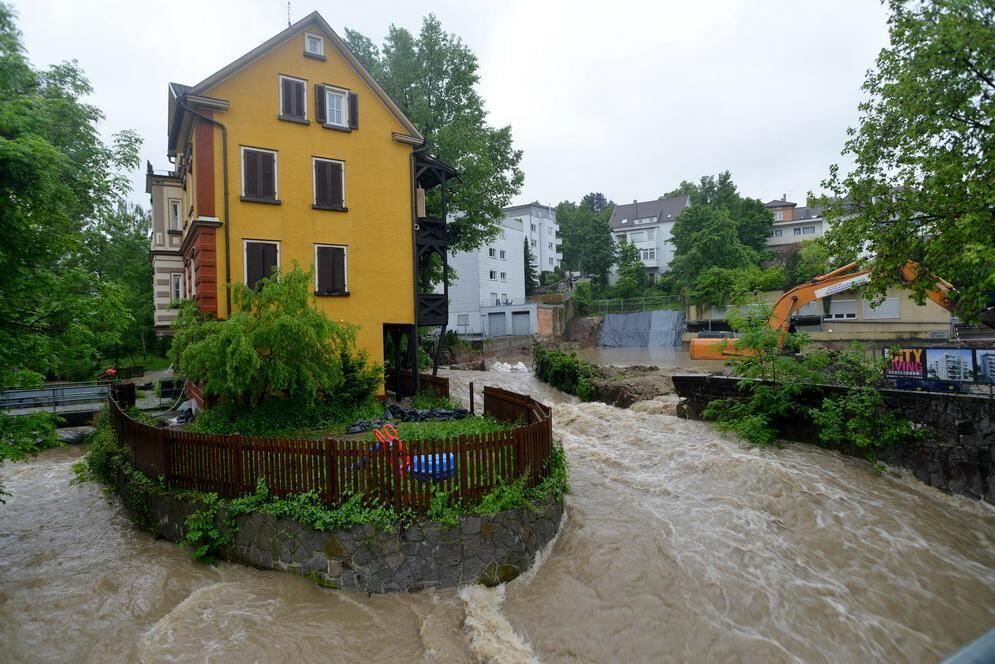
157;12;453;375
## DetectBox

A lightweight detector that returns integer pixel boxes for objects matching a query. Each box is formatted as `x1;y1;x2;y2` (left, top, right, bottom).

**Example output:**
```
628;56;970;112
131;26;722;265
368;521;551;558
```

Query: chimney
782;193;787;202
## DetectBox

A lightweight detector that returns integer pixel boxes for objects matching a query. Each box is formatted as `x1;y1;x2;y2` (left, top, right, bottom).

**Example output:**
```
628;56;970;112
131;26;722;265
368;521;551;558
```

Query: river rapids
1;370;993;663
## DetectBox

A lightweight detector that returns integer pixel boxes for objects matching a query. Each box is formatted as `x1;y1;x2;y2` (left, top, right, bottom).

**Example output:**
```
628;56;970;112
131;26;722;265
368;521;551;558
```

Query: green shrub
169;265;381;409
533;346;602;399
74;409;124;485
702;308;920;450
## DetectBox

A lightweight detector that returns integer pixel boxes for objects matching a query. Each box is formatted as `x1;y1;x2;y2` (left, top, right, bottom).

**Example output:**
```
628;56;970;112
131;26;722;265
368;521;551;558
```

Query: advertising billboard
882;348;926;379
883;347;995;384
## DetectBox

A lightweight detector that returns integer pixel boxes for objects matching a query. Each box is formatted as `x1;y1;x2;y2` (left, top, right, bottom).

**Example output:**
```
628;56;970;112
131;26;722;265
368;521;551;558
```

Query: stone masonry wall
672;374;995;503
115;469;563;592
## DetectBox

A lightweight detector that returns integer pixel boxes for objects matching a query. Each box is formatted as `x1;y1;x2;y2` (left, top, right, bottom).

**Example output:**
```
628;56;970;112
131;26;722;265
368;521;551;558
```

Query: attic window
304;33;324;57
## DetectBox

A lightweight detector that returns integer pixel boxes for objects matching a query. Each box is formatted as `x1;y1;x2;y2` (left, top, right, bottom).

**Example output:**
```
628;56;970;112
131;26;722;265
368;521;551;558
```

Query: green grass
378;415;511;441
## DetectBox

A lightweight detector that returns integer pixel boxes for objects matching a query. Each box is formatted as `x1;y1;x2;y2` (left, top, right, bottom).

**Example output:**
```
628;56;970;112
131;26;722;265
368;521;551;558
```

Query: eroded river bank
1;370;993;663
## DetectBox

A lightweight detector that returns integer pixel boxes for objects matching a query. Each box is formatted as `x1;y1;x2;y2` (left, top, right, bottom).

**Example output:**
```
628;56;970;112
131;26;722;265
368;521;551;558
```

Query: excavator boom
689;261;973;361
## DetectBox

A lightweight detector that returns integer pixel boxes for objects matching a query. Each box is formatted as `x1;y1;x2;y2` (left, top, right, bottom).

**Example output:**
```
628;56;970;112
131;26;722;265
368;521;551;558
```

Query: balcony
417;293;448;326
415;216;447;254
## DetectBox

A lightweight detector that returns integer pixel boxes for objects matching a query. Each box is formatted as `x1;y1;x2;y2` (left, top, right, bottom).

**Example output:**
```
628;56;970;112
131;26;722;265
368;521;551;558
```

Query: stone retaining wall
115;468;563;592
672;374;995;503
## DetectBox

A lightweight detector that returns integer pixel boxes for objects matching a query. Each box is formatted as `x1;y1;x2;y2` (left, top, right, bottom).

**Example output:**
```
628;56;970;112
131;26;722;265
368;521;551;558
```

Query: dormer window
775;210;784;221
304;33;324;58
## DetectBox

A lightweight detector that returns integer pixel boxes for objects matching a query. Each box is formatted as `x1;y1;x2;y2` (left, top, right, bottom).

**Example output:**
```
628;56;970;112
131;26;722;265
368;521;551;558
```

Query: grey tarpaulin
598;310;686;347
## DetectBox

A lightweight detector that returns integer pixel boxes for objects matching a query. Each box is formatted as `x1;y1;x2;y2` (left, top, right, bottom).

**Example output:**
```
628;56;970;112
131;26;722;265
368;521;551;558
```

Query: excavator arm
690;261;967;361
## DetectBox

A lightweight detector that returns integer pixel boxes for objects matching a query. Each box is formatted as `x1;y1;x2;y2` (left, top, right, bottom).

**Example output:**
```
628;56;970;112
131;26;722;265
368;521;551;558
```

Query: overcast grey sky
12;0;889;208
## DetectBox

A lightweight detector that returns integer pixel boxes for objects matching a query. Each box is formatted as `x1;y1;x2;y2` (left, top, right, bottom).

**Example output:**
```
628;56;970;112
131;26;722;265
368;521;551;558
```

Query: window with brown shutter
241;148;279;203
315;245;347;295
279;76;307;122
314;84;358;131
245;240;279;289
313;158;345;210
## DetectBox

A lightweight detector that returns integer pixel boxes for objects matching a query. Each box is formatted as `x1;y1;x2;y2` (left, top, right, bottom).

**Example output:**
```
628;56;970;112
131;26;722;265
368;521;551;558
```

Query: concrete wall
116;467;563;592
673;374;995;502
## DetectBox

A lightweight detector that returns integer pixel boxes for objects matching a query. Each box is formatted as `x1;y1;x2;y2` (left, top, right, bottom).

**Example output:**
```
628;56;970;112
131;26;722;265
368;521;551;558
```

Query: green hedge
533;346;602;400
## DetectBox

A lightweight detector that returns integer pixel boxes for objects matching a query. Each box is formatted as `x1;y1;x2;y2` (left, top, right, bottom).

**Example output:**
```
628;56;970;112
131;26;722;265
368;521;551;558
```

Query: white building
502;202;562;273
764;196;828;246
445;215;537;337
146;163;185;335
930;352;972;381
608;195;691;277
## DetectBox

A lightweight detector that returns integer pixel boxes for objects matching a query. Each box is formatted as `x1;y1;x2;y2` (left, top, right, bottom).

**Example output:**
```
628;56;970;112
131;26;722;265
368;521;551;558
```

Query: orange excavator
689;261;983;360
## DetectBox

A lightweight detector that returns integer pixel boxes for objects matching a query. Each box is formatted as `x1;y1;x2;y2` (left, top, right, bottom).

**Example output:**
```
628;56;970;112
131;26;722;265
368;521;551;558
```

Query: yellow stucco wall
193;28;416;367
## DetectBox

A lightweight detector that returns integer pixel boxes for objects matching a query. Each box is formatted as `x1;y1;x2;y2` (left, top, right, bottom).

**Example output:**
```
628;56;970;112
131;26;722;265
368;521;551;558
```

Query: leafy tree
580;192;611;214
663;171;773;252
344;16;524;252
613;240;647;298
523;239;539;295
784;239;831;288
76;203;155;357
822;0;995;318
556;200;616;285
671;206;756;287
0;3;140;386
0;4;141;495
169;266;381;408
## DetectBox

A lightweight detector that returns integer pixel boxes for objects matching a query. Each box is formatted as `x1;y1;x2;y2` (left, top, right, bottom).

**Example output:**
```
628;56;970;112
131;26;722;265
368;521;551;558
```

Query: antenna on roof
287;1;291;27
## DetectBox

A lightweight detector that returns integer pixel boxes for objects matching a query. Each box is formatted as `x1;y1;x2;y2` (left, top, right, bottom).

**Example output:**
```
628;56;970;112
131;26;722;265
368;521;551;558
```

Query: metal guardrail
0;381;113;412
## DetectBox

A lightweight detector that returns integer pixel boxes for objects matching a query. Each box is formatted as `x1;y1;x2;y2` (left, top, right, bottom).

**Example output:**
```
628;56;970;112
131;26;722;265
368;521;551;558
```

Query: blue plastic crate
410;453;456;481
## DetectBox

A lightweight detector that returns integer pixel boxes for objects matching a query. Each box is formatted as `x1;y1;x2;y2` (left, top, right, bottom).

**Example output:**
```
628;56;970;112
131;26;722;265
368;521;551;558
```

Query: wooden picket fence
110;386;553;511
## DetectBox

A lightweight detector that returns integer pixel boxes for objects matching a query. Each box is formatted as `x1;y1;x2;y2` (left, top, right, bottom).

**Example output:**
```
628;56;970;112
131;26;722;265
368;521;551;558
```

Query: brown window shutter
316;246;333;292
314;160;330;206
243;150;259;197
295;81;305;118
260;152;276;199
246;242;264;287
331;247;346;292
262;242;278;279
315;84;326;124
328;161;343;208
348;92;359;129
281;78;292;116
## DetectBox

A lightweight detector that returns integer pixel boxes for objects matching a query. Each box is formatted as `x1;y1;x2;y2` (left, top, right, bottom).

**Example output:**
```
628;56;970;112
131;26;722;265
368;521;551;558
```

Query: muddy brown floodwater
2;370;993;663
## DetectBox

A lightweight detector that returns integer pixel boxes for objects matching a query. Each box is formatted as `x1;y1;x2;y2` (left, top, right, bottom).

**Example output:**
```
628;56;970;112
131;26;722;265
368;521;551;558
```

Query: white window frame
243;239;280;284
311;157;346;207
304;32;324;56
240;147;279;199
168;198;182;231
531;239;537;247
803;226;816;235
500;272;507;281
773;229;783;237
793;227;802;235
324;86;349;128
313;243;348;293
490;292;498;305
775;210;784;221
170;273;182;304
457;313;469;326
488;248;496;258
278;75;308;120
548;257;554;265
499;249;506;260
489;270;497;280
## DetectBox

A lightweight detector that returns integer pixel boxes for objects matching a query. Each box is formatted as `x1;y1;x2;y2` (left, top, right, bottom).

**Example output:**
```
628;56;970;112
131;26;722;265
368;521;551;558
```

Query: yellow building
152;12;455;382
